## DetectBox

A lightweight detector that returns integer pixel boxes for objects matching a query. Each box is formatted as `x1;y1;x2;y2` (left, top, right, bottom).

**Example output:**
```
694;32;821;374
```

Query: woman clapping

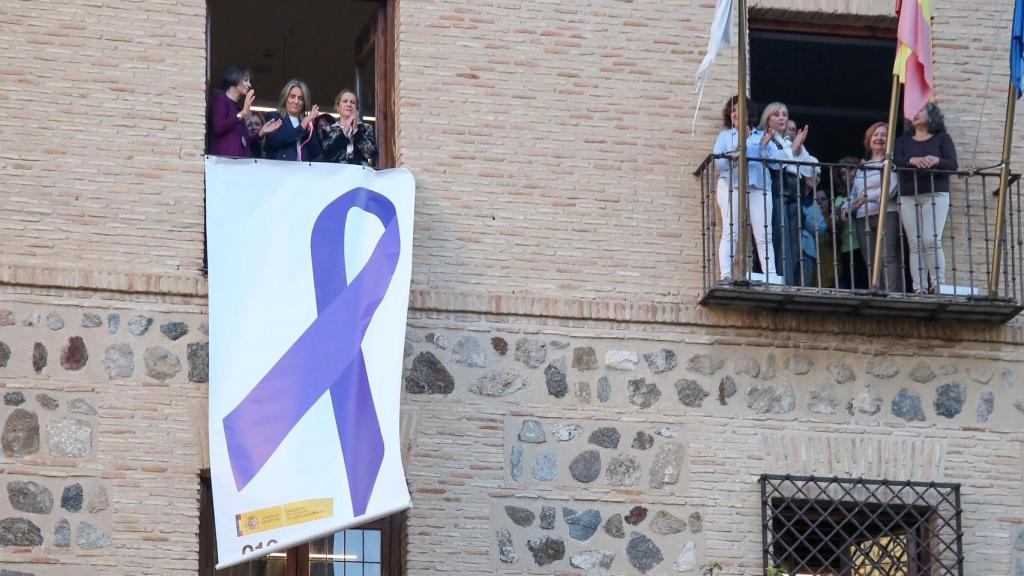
759;102;820;286
209;66;260;157
264;79;322;162
321;89;378;167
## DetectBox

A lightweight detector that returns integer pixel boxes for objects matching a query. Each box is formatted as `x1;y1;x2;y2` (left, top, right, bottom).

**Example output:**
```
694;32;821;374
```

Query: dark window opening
760;475;963;576
202;0;395;275
750;24;897;165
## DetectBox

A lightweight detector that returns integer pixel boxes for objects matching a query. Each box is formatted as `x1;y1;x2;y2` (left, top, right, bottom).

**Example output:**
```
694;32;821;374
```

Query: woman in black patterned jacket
321;88;378;167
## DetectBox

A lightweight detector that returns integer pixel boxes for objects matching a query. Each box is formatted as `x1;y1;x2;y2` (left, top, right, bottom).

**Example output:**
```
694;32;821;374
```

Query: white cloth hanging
693;0;735;132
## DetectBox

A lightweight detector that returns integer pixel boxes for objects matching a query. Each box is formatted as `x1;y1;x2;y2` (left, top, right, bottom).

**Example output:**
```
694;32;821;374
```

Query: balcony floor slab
700;284;1024;324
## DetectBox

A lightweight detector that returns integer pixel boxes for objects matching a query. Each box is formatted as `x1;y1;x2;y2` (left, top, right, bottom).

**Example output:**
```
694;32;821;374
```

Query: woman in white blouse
849;122;904;292
759;102;820;286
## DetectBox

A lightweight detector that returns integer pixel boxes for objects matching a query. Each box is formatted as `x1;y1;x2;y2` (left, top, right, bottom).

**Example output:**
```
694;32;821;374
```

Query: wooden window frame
354;0;395;168
199;470;406;576
203;0;395;161
748;10;897;40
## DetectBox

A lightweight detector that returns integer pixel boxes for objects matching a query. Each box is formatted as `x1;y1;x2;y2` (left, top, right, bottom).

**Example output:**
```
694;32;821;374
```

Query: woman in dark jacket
321;89;377;167
893;102;958;293
263;79;322;162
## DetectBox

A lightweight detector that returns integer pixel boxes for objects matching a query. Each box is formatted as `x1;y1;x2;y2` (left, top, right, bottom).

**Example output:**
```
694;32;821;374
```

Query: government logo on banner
205;157;414;569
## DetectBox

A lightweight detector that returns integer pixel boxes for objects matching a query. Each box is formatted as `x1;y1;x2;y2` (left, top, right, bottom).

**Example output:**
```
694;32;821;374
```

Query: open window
749;14;896;163
696;10;1024;322
206;0;393;166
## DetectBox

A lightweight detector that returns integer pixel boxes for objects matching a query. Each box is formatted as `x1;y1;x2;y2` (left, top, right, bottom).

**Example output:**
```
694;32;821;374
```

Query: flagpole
871;74;902;291
733;0;749;282
988;81;1017;297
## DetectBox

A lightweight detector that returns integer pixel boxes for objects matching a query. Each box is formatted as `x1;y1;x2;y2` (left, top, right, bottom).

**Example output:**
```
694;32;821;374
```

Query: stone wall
0;297;207;575
401;317;1024;575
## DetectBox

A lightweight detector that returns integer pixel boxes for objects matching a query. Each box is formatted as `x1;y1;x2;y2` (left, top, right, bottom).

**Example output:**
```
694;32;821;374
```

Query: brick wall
0;0;208;278
396;0;1024;307
3;0;1023;321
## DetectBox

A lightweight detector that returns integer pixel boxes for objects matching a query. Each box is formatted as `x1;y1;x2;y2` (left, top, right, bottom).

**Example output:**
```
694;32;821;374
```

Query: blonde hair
276;79;312;118
758;101;788;132
335;88;358;109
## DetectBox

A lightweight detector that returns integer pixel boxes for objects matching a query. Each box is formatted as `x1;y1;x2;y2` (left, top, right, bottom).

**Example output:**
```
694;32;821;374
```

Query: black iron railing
695;155;1024;322
759;475;963;576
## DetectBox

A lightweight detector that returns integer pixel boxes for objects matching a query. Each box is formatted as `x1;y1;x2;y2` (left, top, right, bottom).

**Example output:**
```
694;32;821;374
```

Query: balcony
694;155;1024;323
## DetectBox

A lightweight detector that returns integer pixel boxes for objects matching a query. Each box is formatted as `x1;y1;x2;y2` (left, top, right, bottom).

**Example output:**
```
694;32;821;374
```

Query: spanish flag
893;0;933;120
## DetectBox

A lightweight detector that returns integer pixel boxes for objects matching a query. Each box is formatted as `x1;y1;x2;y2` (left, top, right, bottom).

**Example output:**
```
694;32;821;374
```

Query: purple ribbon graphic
223;187;399;516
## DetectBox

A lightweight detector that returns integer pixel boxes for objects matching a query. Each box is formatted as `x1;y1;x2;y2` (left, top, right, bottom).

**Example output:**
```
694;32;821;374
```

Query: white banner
206;157;413;569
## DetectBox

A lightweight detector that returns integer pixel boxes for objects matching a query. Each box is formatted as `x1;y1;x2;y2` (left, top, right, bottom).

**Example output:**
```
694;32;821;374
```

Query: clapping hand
838;205;850;223
760;128;775;146
259;118;283;137
300;104;320;130
791;125;809;153
241;89;256;118
340;113;357;138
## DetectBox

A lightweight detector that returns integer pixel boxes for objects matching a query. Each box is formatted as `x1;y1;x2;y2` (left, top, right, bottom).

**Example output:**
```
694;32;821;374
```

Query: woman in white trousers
712;96;783;281
893;103;958;294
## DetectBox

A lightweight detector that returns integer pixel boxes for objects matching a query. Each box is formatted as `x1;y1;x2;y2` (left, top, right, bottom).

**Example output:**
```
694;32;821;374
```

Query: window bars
759;475;963;576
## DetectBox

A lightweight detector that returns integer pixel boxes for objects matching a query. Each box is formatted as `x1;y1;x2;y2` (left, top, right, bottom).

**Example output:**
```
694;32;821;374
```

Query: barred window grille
759;475;963;576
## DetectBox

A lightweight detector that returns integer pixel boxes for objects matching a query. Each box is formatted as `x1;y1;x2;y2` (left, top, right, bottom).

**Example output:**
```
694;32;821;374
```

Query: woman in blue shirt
712;96;783;281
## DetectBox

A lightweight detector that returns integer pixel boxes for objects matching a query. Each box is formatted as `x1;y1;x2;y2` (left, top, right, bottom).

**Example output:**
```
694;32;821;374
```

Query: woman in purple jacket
207;65;280;157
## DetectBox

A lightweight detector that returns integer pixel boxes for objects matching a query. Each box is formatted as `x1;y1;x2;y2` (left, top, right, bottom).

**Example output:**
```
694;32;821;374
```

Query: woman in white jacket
849;122;904;292
759;102;820;286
